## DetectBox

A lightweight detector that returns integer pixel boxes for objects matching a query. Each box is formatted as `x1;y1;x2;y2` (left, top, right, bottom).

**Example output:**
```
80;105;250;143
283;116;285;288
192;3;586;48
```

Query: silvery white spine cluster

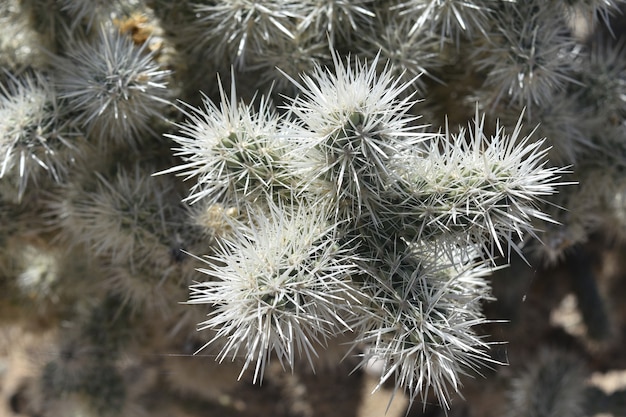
162;51;566;407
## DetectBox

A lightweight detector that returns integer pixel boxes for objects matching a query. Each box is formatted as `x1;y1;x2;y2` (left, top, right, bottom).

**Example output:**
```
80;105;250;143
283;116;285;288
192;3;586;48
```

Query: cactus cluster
2;1;626;416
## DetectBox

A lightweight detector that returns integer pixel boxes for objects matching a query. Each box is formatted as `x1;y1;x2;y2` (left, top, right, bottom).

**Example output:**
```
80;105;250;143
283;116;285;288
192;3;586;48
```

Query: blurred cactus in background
3;1;626;417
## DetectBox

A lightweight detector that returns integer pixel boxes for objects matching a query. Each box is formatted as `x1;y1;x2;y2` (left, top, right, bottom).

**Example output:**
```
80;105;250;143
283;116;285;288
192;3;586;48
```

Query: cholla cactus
282;51;429;222
393;0;493;44
190;0;300;69
507;349;588;417
159;74;290;206
354;243;497;408
188;201;362;382
4;1;626;416
52;24;171;149
165;50;564;409
0;71;77;201
390;111;567;259
474;2;581;115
